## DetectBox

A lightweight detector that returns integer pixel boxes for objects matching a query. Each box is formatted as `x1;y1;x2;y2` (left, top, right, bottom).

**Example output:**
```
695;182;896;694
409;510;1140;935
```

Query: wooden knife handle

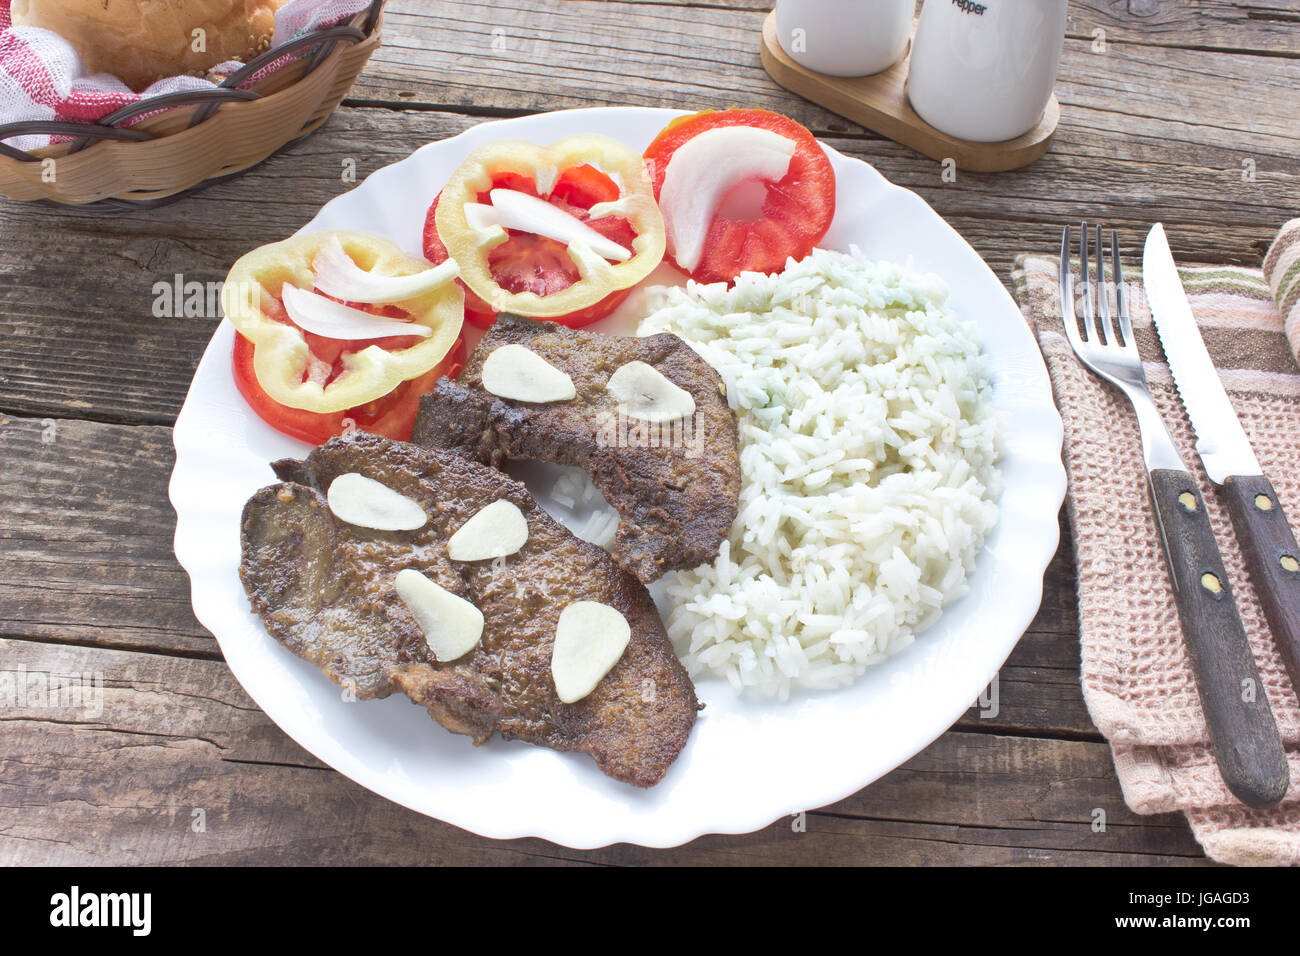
1222;474;1300;691
1148;469;1290;809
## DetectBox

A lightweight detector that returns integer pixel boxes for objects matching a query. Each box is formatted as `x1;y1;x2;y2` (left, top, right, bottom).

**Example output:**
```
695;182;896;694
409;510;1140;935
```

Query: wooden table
2;0;1297;866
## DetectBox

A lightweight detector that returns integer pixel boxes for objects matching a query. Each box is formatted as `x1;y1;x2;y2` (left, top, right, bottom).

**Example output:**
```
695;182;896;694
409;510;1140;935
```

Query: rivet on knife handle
1148;469;1290;809
1223;474;1300;691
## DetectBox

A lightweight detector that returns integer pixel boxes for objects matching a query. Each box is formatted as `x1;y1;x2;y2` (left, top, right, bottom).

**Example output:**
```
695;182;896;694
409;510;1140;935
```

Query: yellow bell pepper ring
222;230;464;414
434;135;666;319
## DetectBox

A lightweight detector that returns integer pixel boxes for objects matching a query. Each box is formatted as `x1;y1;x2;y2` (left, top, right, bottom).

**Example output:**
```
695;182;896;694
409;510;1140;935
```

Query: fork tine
1057;225;1164;437
1059;225;1083;352
1078;221;1097;343
1111;229;1133;347
1094;223;1111;344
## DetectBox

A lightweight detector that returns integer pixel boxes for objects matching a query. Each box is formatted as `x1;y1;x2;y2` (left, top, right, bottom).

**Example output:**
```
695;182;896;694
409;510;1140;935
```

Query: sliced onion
311;235;459;304
480;188;632;262
659;126;797;273
464;202;502;236
280;283;432;341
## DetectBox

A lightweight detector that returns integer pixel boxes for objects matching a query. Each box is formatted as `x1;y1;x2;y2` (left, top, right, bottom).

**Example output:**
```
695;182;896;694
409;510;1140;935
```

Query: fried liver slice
411;315;740;583
239;432;698;787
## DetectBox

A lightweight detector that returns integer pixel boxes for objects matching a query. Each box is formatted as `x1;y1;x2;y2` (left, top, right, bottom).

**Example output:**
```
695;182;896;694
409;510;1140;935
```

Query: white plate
170;107;1065;849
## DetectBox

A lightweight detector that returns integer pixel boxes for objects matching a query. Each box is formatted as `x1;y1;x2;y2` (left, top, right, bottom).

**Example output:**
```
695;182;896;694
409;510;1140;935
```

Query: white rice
637;248;1002;698
550;466;620;549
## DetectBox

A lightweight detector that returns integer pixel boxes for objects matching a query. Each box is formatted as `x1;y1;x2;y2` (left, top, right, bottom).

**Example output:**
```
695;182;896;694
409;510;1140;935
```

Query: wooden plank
354;1;1300;119
618;0;1300;57
595;0;1300;59
348;1;1300;119
355;0;849;129
955;514;1096;738
0;111;480;426
1067;0;1300;56
0;637;1207;864
0;415;215;658
0;413;1097;734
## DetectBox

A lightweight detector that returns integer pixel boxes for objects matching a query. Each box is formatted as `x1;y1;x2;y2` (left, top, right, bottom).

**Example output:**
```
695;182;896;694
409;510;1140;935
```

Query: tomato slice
233;331;465;445
643;109;835;284
422;167;635;330
551;163;621;207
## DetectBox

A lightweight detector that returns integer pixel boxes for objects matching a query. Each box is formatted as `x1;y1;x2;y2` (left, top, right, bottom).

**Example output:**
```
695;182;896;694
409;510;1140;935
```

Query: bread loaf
11;0;286;92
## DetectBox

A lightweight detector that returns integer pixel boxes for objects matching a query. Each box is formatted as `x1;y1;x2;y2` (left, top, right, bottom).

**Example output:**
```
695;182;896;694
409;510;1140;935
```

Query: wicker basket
0;0;385;209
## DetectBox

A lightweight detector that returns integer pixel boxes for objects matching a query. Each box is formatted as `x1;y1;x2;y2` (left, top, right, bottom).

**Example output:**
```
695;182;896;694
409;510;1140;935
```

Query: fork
1059;223;1289;810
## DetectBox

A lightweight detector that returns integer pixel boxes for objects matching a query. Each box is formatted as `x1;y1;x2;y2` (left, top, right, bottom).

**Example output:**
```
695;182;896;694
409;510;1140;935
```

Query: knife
1145;222;1300;699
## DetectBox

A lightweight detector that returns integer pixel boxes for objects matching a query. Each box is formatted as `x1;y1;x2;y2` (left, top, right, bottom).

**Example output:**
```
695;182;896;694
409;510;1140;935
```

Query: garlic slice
470;188;631;262
281;284;432;341
326;473;428;531
446;499;529;561
481;343;576;403
659;126;797;273
394;569;483;662
311;235;459;305
551;601;632;704
606;361;696;422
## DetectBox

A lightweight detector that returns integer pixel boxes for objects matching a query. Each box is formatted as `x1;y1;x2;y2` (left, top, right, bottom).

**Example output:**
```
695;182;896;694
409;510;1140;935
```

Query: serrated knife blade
1143;223;1261;483
1144;222;1300;699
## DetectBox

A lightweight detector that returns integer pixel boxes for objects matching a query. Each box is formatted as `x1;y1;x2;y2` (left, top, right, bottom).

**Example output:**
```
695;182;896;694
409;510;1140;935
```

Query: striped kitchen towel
1011;229;1300;867
1265;219;1300;368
